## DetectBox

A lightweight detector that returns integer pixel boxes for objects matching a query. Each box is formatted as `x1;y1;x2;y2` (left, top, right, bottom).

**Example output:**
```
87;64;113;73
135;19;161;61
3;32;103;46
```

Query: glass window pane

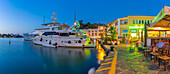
145;20;147;24
148;31;159;37
133;20;135;24
148;20;150;24
167;31;170;37
142;20;144;24
150;20;152;24
160;31;166;37
139;20;141;24
136;20;139;24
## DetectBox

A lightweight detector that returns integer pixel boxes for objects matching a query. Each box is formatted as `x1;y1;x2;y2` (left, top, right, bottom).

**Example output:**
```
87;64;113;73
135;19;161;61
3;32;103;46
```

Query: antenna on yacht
52;12;58;23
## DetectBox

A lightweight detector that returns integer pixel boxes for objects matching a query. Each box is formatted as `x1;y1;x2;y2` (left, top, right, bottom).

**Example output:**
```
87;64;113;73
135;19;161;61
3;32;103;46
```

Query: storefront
128;25;144;42
147;6;170;46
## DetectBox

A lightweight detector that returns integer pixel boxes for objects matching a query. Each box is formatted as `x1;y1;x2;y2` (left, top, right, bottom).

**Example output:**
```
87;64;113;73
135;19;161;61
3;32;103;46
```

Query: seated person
152;46;157;53
157;40;164;49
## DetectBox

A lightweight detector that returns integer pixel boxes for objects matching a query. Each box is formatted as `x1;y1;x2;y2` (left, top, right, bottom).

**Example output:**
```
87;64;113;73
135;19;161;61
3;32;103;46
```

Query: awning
150;6;170;27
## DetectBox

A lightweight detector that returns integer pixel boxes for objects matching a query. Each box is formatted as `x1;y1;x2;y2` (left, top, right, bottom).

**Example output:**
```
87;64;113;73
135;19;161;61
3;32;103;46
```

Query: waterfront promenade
105;44;170;74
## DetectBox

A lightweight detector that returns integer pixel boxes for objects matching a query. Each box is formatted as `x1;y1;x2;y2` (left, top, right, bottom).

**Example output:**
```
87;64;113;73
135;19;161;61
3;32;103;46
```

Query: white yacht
32;30;86;47
32;22;87;47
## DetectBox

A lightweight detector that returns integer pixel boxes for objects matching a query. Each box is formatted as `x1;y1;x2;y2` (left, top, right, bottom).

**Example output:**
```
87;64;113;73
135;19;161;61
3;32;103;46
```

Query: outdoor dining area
143;6;170;71
143;39;170;71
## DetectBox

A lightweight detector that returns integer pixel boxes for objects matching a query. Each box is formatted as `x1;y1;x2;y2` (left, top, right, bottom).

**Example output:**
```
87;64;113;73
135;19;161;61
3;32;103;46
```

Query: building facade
81;26;106;38
109;16;155;41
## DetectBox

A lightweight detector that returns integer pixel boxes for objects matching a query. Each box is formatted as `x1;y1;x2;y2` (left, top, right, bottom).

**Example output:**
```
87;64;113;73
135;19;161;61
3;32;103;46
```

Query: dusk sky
0;0;169;34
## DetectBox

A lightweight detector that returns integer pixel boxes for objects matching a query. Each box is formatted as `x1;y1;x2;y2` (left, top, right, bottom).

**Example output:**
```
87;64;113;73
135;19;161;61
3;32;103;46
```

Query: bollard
110;46;114;51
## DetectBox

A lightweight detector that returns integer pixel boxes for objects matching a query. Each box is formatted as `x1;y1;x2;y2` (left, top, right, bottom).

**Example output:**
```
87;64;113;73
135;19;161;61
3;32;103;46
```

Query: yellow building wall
128;16;155;26
110;16;155;40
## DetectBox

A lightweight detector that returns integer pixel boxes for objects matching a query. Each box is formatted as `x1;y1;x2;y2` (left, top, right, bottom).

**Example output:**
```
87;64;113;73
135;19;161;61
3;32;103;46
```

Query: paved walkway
106;44;170;74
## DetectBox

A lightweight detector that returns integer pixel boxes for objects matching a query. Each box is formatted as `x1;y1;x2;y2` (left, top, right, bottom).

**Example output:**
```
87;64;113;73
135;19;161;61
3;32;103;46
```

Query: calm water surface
0;38;100;74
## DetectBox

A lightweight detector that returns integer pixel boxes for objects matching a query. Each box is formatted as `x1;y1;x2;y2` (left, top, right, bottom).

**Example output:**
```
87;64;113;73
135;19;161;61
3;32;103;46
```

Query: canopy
150;6;170;27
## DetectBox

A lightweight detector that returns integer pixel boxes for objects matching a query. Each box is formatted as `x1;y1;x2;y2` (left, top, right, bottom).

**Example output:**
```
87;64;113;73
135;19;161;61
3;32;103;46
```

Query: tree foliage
79;20;106;29
108;26;117;41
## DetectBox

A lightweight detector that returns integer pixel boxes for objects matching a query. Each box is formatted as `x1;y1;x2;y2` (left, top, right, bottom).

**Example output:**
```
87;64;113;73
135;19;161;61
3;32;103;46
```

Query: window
167;31;170;37
136;20;139;24
95;33;97;36
42;32;52;35
89;31;90;32
133;20;135;24
42;32;59;35
124;20;128;24
160;31;166;37
148;31;159;37
115;22;118;26
69;32;77;35
123;30;128;33
92;33;94;36
52;32;59;35
123;34;128;37
147;20;150;24
139;20;141;24
95;30;97;32
142;20;144;24
150;20;152;24
60;33;69;36
120;20;128;25
120;20;123;24
144;20;147;24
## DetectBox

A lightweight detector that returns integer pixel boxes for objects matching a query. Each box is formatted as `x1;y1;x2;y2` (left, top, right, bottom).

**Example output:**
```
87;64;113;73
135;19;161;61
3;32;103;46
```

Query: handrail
95;40;117;74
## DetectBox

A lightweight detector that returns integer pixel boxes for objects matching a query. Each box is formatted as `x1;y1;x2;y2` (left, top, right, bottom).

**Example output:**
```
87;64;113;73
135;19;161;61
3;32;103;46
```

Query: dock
95;41;117;74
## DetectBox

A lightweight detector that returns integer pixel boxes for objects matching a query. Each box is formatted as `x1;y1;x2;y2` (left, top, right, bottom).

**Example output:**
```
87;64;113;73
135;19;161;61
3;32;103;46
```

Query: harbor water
0;38;101;74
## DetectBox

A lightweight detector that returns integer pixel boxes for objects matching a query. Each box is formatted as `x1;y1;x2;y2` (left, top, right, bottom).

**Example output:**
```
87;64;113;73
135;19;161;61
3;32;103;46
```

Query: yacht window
42;32;59;35
52;32;59;35
60;33;69;36
42;32;52;35
69;33;77;35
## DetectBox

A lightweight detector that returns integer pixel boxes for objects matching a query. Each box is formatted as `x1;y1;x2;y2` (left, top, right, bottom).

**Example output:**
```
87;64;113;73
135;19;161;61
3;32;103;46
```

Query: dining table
158;56;170;71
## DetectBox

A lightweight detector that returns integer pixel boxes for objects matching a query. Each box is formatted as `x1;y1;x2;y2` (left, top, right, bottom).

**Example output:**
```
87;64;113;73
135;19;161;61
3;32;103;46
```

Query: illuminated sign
131;30;137;33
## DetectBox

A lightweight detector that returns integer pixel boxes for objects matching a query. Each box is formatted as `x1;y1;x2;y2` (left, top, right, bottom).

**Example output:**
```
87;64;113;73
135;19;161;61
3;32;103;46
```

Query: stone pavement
105;44;170;74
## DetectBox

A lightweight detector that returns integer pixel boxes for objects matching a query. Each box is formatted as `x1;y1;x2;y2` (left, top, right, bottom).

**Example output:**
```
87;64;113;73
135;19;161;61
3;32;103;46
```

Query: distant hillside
79;20;106;29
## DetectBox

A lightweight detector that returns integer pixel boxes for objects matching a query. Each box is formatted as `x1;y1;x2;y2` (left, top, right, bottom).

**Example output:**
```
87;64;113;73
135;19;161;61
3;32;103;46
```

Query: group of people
150;39;170;55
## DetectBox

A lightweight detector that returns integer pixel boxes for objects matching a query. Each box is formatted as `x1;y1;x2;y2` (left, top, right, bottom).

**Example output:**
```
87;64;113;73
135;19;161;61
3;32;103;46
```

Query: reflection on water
0;38;99;74
97;45;106;61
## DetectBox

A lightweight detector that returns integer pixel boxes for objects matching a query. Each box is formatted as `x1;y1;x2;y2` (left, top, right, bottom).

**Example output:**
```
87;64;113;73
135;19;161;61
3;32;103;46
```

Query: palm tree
108;26;117;41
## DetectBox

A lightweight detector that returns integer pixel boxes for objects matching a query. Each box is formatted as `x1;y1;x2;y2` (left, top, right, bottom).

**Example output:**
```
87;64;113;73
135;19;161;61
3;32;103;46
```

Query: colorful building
147;6;170;46
109;16;155;42
81;26;106;38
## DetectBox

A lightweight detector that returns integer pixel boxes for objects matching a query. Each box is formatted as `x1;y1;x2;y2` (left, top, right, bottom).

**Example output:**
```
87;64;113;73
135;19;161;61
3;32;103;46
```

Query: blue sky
0;0;169;34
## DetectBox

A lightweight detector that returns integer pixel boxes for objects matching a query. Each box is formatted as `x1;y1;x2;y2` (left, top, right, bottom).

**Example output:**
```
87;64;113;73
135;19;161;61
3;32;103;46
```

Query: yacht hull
32;37;86;47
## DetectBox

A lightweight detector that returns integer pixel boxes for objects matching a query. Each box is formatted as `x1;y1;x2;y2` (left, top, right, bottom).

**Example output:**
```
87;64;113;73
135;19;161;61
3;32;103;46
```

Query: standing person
126;39;128;44
136;40;139;47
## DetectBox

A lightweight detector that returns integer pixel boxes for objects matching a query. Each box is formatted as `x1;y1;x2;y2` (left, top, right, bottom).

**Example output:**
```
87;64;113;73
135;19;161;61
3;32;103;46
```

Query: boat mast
43;16;45;27
74;9;76;23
